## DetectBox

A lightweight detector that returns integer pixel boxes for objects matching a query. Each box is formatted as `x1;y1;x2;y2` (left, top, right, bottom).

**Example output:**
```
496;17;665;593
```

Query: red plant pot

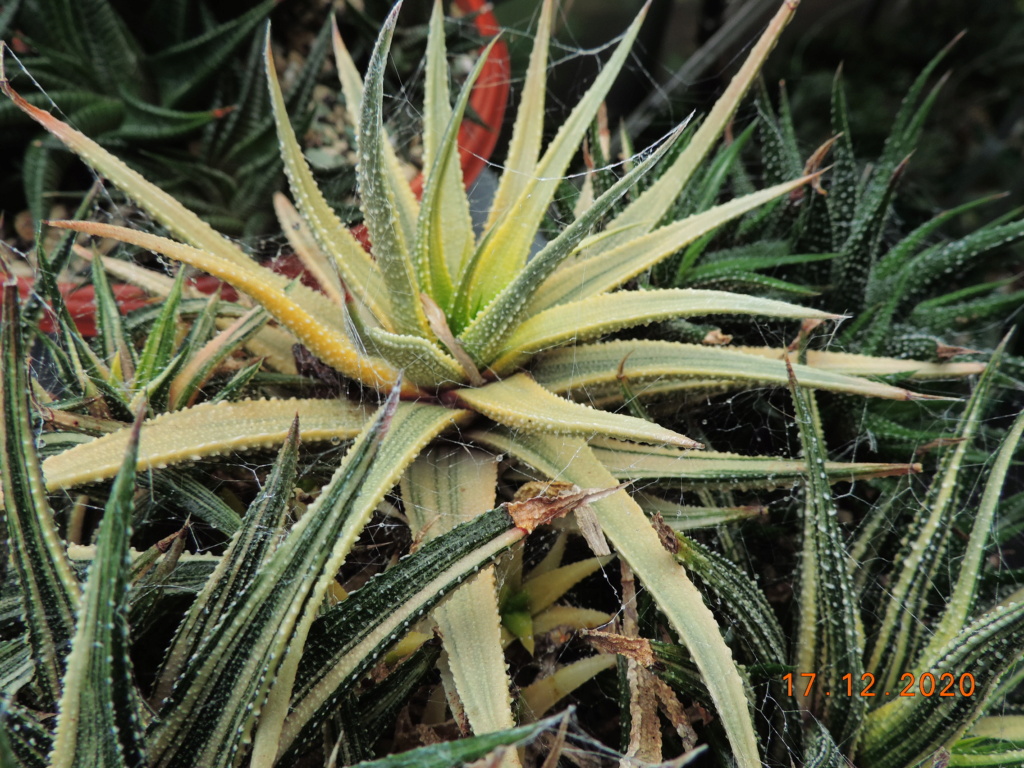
5;0;510;336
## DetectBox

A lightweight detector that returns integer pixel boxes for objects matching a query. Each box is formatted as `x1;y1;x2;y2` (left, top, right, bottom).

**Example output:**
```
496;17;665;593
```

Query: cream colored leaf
28;399;369;497
483;431;762;768
596;0;800;255
492;288;838;372
264;36;392;327
460;4;650;315
528;174;817;312
731;346;987;379
532;339;935;401
454;374;701;449
483;0;552;233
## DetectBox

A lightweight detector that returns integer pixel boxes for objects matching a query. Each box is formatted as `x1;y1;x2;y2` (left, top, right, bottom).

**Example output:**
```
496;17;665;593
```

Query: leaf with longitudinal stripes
0;284;80;706
49;411;145;768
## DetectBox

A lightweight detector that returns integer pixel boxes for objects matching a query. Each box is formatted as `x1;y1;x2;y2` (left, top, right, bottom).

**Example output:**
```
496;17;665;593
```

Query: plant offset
0;2;1022;768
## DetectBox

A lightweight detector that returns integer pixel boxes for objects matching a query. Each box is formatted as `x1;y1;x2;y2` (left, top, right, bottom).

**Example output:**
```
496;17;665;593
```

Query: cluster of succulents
0;1;1021;766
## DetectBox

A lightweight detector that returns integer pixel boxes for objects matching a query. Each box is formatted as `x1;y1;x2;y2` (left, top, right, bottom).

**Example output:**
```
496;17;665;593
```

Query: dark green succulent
0;0;332;236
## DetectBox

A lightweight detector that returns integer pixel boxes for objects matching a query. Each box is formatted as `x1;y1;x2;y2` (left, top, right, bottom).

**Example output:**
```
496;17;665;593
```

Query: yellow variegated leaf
492;288;838;372
272;193;345;307
521;654;617;720
454;374;701;449
364;327;467;388
23;399;370;498
732;346;987;379
357;5;431;338
0;69;252;269
531;339;936;401
420;0;475;290
528;174;817;312
522;556;615;615
458;125;684;362
458;4;650;317
330;14;420;254
48;221;408;393
483;0;552;233
596;0;799;255
476;429;762;768
584;436;918;490
264;35;392;326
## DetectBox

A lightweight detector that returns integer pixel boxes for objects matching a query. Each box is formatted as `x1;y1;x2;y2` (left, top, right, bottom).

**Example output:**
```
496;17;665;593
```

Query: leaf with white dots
49;410;145;768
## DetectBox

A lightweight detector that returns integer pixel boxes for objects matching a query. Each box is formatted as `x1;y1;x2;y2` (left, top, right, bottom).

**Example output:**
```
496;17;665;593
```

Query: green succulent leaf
146;391;399;768
277;484;583;762
790;363;865;750
151;418;300;706
0;284;80;705
148;0;276;107
347;714;563;768
867;339;1007;694
858;601;1024;768
356;4;428;338
49;411;145;768
918;407;1024;667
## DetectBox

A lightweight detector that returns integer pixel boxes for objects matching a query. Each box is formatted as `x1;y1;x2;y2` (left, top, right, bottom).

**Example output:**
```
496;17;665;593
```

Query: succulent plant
1;0;1020;766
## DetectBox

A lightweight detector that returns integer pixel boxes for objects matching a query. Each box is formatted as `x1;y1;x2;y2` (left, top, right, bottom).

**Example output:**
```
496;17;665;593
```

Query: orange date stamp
783;672;975;698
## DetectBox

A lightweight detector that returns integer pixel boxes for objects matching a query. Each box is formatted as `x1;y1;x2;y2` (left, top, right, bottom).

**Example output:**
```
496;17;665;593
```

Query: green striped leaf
790;364;865;751
146;391;400;768
276;483;600;762
0;284;80;705
347;715;562;768
867;340;1007;694
919;408;1024;667
49;411;145;768
858;601;1024;768
152;418;300;707
248;401;469;767
674;535;786;667
168;305;269;410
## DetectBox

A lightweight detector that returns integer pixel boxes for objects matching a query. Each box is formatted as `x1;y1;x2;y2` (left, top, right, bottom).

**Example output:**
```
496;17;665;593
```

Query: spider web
4;2;1023;765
